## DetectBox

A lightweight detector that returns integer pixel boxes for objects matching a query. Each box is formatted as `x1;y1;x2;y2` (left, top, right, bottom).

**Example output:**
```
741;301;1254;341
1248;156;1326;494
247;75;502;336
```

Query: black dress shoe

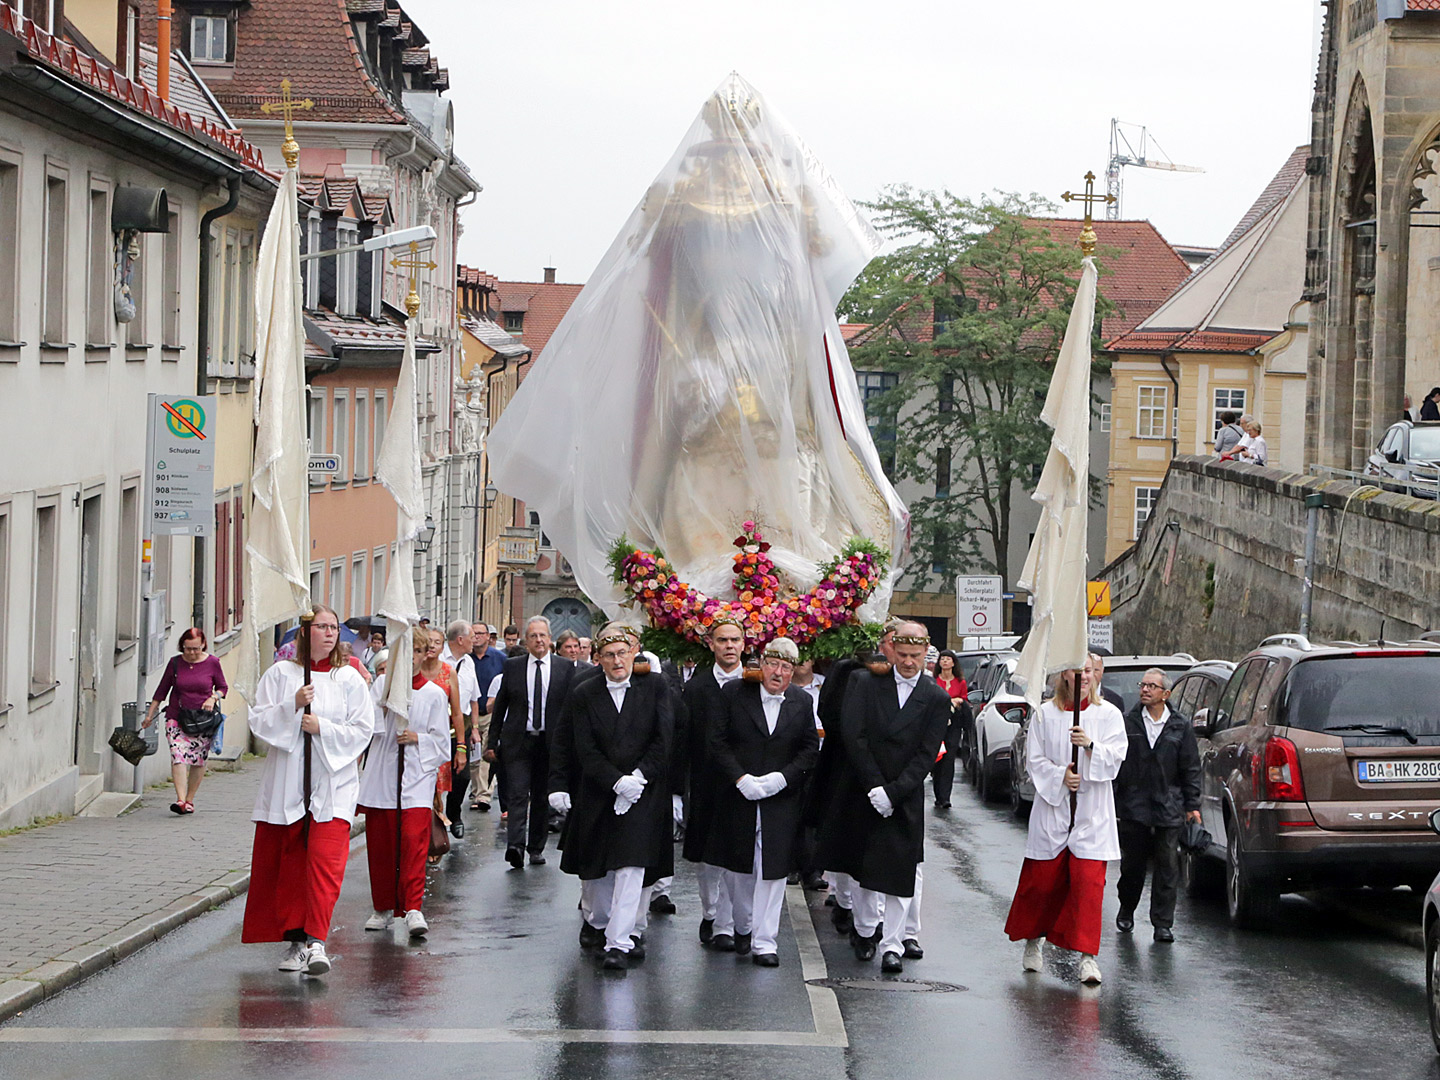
824;895;836;907
505;846;523;869
710;933;735;952
476;801;490;813
528;853;546;866
733;932;752;956
934;801;952;810
851;930;877;962
449;821;465;839
752;952;779;967
649;893;676;915
804;874;827;891
1153;926;1175;943
881;951;904;974
1116;909;1135;934
602;948;627;971
629;936;646;961
579;920;604;949
832;907;854;936
698;918;715;945
902;938;924;960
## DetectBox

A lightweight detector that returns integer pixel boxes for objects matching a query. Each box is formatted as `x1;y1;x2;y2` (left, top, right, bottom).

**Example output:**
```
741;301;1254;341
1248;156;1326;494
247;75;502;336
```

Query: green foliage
607;535;639;584
803;621;883;662
840;187;1116;588
640;625;712;665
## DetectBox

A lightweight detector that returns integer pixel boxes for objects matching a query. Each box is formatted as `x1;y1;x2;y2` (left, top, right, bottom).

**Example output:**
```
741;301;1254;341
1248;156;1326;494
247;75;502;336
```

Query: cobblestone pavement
0;761;260;1011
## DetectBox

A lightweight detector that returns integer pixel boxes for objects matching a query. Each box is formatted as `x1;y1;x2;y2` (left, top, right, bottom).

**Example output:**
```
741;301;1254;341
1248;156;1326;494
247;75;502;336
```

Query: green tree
841;187;1111;589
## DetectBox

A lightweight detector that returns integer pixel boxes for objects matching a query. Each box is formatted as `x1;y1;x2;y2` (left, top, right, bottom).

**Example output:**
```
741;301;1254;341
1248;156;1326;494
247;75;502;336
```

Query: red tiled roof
1410;1;1440;10
457;265;500;291
840;323;869;342
1105;328;1277;354
361;192;391;223
305;308;437;356
1;7;264;170
495;280;585;358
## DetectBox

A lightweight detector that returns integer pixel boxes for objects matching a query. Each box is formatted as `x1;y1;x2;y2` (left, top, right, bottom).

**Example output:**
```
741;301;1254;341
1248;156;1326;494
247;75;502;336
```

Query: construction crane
1105;118;1204;219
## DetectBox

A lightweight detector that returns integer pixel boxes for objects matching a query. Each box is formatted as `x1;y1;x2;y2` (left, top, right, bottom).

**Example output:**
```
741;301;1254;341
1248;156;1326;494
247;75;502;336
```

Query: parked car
1010;653;1198;816
1166;659;1236;892
1187;635;1440;928
964;652;1026;803
1423;807;1440;1054
1365;420;1440;498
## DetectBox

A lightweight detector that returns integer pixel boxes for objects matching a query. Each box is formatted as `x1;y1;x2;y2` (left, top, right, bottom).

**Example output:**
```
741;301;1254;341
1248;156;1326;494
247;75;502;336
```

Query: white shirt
526;651;552;731
441;646;481;712
248;661;375;826
606;678;630;711
1023;699;1128;861
794;680;823;729
682;663;696;683
1143;704;1170;749
357;677;452;809
714;663;743;687
894;668;921;709
486;673;503;701
1242;435;1268;466
760;689;785;734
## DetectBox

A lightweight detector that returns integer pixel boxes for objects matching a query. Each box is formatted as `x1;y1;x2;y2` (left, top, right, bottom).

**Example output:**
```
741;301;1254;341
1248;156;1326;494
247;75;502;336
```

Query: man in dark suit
1114;668;1202;943
816;621;949;974
484;615;577;868
704;638;818;966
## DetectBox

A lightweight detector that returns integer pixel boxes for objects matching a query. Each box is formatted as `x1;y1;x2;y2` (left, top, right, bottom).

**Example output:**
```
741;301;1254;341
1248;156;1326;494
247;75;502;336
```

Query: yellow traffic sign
1087;581;1111;618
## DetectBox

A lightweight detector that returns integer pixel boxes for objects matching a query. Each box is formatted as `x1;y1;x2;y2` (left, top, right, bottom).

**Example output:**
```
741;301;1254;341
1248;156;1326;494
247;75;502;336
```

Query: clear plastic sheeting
487;73;908;617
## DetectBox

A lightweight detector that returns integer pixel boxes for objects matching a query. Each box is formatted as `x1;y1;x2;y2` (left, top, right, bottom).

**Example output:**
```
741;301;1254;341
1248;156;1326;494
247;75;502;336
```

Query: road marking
0;885;848;1050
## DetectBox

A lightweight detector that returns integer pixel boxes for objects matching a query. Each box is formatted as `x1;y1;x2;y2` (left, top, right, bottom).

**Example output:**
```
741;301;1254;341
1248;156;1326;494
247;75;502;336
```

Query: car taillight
1351;649;1430;657
1262;737;1306;802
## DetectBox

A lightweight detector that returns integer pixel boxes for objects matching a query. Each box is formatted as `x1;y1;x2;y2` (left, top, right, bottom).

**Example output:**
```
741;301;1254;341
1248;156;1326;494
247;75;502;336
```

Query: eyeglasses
311;622;340;632
1139;681;1166;690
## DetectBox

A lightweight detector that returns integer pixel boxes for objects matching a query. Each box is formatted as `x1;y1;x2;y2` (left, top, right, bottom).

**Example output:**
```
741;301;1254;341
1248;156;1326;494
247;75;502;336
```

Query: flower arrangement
608;522;887;659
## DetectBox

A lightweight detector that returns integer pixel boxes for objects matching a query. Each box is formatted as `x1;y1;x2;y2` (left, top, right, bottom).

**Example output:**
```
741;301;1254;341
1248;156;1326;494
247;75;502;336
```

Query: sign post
955;575;1004;635
145;394;217;538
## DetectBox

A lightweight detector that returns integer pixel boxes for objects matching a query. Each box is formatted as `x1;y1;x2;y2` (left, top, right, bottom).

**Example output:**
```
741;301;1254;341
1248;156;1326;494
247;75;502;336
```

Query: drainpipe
1158;352;1180;461
157;0;171;101
191;175;242;627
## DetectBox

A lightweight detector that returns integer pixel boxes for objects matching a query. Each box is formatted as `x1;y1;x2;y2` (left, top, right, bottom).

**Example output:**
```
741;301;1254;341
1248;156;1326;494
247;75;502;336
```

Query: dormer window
191;14;227;61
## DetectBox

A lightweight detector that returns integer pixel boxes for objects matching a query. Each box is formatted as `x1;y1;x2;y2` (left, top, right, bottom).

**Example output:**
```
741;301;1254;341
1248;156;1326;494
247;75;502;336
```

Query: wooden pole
1068;671;1081;831
300;612;313;845
395;726;405;916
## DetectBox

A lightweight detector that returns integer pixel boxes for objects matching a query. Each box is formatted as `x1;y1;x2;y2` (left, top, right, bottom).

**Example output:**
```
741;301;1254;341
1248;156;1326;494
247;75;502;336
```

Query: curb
0;818;367;1025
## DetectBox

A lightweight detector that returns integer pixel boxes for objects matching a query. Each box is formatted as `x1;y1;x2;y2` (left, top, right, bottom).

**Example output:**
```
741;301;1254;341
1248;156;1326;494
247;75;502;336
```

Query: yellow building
1104;147;1311;564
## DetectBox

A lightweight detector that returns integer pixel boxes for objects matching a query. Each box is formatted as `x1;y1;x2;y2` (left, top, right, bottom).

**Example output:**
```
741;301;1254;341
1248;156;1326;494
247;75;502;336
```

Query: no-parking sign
955;575;1004;634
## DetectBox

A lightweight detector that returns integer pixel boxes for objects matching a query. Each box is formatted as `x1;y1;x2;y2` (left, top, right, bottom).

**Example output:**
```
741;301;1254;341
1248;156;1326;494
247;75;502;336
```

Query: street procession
8;2;1440;1077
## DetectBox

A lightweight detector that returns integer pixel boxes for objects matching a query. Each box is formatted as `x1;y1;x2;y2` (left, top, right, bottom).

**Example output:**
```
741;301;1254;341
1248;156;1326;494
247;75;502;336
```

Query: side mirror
1386;450;1401;464
971;689;988;705
1002;707;1027;726
1430;807;1440;836
1192;707;1212;737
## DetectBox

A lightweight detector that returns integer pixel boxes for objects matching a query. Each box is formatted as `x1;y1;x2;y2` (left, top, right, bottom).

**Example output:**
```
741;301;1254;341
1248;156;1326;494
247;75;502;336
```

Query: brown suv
1187;635;1440;927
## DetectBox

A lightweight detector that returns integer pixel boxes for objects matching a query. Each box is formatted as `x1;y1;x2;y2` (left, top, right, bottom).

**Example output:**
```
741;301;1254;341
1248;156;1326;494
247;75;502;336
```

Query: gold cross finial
1060;171;1116;257
391;240;438;320
259;79;314;170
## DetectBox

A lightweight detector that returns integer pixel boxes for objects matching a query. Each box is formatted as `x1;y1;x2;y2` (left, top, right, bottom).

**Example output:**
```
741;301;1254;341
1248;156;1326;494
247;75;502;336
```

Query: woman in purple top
143;627;228;815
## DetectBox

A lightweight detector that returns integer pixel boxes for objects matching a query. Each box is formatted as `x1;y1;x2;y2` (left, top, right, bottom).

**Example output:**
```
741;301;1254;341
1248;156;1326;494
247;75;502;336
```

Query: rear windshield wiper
1322;724;1420;744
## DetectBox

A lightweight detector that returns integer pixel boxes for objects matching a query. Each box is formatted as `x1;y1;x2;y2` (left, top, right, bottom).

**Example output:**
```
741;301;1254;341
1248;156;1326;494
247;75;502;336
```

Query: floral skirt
165;715;213;767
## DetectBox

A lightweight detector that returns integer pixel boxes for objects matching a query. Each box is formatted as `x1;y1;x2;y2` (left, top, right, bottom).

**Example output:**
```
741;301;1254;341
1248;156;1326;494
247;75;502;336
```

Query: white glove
613;793;633;816
737;774;765;801
868;786;894;817
613;774;645;803
756;772;787;798
672;794;685;825
548;791;571;814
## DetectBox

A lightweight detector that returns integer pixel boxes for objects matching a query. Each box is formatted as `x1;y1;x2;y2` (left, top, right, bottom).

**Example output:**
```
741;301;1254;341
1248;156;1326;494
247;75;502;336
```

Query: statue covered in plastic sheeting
486;73;908;617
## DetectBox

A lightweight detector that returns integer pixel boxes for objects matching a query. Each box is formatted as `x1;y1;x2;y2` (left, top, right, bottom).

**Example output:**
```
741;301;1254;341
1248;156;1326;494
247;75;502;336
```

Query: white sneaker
1022;938;1044;973
278;940;307;972
404;909;429;938
365;910;393;931
303;941;331;976
1078;954;1102;985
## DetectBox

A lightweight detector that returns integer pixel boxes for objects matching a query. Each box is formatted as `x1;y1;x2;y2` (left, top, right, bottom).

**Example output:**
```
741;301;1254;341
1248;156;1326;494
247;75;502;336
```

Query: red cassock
1003;850;1107;956
241;817;352;943
359;807;430;916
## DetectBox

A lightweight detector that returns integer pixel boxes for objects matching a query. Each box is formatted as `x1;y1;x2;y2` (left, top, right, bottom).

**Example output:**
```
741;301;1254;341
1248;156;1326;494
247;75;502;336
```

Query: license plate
1356;759;1440;783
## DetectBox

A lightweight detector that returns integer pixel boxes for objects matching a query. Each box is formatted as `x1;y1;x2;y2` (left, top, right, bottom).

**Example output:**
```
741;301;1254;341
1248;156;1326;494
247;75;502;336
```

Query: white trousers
853;886;916;958
905;865;923;938
826;871;856;911
697;862;732;926
717;822;787;955
581;877;608;929
594;867;645;953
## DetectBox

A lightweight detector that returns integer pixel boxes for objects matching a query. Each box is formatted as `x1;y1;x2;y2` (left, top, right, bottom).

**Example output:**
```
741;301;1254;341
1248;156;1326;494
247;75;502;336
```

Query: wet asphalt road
3;783;1439;1080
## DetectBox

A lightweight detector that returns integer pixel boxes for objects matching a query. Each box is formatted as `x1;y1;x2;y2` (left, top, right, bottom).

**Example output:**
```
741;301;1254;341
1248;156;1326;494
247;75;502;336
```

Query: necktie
532;658;544;732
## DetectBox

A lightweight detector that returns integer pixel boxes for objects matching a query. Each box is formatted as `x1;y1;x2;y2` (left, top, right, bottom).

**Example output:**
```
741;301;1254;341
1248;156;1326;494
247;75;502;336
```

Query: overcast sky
420;0;1320;285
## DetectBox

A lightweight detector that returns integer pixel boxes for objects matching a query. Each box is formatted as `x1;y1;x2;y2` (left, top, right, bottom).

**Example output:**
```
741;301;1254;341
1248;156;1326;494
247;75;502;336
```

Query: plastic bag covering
487;74;909;618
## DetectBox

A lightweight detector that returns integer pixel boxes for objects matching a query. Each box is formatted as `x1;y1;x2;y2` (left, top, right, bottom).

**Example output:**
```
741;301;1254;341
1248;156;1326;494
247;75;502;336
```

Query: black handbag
177;706;224;737
1180;820;1213;853
109;727;148;766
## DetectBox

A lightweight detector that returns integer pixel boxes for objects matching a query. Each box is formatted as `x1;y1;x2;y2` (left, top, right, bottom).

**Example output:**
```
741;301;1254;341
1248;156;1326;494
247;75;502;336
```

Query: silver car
1366;420;1440;498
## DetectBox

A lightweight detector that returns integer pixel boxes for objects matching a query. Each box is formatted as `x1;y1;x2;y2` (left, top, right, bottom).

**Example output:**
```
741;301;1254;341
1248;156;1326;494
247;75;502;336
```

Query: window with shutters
232;493;244;628
214;498;230;636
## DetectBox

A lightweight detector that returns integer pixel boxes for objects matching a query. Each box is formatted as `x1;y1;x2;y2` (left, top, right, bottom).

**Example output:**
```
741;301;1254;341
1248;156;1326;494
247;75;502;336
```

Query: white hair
525;615;552;635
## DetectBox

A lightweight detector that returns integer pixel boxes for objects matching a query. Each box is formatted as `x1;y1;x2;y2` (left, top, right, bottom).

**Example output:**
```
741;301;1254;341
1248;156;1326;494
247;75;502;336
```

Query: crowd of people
183;603;1196;989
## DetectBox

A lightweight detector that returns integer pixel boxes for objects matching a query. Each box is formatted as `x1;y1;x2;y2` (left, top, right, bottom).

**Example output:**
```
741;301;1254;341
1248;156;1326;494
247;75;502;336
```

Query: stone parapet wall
1099;456;1440;661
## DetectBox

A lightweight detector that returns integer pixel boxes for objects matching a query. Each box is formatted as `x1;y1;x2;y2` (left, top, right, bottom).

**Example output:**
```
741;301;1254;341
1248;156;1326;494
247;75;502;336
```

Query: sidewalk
0;759;265;1021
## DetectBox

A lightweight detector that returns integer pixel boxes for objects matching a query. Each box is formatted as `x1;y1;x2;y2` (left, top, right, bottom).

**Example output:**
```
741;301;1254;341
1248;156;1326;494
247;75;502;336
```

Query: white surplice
1023;699;1127;862
357;677;452;810
249;661;375;825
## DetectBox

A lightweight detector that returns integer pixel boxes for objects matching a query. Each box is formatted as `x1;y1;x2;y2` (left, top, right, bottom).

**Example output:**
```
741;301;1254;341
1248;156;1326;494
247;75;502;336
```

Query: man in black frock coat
815;621;948;974
484;616;577;868
560;625;674;970
704;637;819;966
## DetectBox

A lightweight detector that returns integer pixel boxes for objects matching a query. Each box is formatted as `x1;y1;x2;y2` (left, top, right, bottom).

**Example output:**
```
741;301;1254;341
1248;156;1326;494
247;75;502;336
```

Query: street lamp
297;224;437;263
416;515;437;553
483;482;499;509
